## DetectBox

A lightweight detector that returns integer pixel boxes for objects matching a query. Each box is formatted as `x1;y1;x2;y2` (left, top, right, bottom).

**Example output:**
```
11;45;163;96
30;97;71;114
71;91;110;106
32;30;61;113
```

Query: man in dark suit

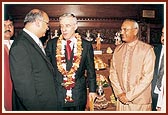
151;27;164;111
9;9;57;111
45;13;97;111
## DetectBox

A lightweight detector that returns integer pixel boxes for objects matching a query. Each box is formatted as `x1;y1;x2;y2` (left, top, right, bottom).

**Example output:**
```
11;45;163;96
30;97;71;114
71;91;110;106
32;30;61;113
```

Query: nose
61;26;66;32
5;25;10;30
120;29;125;35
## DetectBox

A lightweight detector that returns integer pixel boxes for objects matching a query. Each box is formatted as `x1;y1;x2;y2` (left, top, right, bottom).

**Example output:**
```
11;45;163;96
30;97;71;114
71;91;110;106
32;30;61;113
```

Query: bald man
109;19;156;111
9;9;57;111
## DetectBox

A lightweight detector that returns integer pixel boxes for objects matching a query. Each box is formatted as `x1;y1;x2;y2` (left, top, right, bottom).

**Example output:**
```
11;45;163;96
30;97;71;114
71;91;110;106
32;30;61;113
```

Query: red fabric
66;40;71;60
4;45;12;111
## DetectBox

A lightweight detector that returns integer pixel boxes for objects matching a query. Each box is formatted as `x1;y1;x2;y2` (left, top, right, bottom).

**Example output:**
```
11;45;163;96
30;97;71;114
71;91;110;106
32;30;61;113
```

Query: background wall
4;3;164;45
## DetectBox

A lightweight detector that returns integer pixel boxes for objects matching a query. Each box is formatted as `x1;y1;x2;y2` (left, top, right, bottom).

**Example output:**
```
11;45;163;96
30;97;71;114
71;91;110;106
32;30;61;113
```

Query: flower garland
56;33;83;103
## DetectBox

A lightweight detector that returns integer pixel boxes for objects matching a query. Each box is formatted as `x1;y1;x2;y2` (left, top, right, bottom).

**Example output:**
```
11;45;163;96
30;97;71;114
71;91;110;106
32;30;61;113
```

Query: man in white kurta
109;19;156;111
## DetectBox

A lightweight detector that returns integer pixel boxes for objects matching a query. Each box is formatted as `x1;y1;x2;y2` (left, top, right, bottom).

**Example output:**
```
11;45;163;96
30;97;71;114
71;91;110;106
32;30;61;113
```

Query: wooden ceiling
4;2;165;36
3;3;164;44
4;3;164;23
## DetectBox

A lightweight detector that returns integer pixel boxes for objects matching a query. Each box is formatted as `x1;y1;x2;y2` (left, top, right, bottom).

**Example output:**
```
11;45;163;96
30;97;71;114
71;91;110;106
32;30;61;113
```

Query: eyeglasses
121;28;137;33
40;20;49;26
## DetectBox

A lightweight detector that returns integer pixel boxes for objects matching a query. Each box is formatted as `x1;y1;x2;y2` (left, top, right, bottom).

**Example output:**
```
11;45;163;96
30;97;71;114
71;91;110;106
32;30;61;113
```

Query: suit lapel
154;44;162;70
22;31;55;73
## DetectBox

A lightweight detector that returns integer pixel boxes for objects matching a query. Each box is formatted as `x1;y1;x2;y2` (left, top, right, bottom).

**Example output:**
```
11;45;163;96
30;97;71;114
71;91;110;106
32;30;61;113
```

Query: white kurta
109;39;156;111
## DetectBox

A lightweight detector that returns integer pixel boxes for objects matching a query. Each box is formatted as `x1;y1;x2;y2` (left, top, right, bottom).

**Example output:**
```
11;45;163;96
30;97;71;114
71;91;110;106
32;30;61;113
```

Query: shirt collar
65;36;77;47
127;39;138;47
4;40;14;49
70;36;77;44
23;28;41;45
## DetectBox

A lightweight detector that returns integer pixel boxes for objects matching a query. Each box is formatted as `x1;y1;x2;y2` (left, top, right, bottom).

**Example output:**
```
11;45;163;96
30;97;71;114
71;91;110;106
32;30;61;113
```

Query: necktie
38;42;46;55
66;40;71;60
156;54;164;91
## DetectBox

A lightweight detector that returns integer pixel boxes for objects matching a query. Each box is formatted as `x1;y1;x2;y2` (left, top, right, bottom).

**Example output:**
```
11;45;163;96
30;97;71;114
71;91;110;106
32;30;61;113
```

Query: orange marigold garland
56;33;83;103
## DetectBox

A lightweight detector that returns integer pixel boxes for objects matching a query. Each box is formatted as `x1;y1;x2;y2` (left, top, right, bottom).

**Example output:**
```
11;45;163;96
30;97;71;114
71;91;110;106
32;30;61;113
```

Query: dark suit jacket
45;37;96;107
151;44;162;111
9;30;57;111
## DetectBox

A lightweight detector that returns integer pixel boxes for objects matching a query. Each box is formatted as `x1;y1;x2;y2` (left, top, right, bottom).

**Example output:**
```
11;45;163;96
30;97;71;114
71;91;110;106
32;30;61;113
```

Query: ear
134;28;138;36
35;19;41;27
74;24;78;31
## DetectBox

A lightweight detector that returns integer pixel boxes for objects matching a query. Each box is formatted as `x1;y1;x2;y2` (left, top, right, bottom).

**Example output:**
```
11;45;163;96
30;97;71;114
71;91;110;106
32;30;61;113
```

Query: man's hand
117;92;129;104
89;92;97;102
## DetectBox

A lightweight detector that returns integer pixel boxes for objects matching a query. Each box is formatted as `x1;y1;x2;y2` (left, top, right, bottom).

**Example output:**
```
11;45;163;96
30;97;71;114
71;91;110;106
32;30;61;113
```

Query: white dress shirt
4;40;14;50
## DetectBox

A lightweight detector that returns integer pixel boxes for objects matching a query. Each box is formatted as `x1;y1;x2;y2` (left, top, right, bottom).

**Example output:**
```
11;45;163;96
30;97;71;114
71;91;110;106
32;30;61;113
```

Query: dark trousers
152;93;158;111
57;105;86;111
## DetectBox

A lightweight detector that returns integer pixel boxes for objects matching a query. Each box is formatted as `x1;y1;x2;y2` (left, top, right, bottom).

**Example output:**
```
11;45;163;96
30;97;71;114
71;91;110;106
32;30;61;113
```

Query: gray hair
59;13;77;24
24;9;44;24
123;19;139;31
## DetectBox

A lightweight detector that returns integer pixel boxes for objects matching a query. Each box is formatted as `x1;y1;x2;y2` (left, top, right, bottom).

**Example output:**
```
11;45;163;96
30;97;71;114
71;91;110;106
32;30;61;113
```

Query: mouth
121;35;125;39
62;33;69;38
62;33;68;36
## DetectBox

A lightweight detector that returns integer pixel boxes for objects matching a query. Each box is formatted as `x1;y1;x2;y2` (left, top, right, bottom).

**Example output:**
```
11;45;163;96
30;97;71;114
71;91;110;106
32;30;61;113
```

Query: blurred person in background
152;27;165;111
4;13;14;111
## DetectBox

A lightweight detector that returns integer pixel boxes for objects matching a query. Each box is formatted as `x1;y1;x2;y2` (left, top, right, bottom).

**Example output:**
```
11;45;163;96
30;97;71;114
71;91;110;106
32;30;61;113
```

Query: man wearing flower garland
45;13;97;111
